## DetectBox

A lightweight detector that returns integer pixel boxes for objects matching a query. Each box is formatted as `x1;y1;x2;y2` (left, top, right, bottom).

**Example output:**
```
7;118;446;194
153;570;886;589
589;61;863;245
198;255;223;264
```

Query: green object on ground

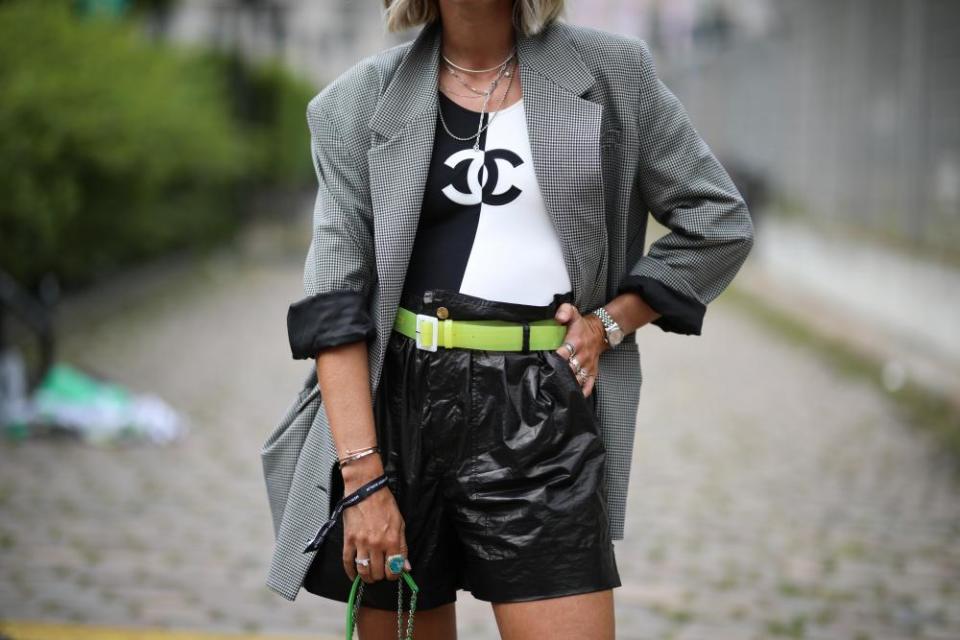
1;336;185;446
23;361;187;444
36;363;131;407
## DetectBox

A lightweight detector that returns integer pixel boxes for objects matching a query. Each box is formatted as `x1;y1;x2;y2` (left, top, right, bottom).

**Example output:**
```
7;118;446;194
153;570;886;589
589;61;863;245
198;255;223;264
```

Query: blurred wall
660;0;960;260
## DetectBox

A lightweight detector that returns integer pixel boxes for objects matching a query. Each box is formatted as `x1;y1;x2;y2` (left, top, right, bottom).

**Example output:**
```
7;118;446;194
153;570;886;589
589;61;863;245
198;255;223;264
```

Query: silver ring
563;341;576;357
569;354;581;370
576;367;590;383
354;557;371;568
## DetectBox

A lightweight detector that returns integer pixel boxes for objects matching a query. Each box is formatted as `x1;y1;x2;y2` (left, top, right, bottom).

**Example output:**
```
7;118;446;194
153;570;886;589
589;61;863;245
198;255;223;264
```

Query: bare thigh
357;602;457;640
491;589;615;640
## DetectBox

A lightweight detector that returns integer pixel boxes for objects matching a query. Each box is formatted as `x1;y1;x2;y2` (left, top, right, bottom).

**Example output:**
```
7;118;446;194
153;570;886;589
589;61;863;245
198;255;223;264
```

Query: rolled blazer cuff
616;274;706;336
287;290;375;360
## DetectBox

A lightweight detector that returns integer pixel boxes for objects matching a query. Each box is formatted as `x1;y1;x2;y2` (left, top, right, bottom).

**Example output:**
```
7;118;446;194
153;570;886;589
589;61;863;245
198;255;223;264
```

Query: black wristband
302;473;389;553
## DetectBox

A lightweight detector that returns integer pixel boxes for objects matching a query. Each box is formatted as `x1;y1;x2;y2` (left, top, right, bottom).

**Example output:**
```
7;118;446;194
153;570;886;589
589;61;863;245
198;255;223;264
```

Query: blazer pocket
260;377;321;537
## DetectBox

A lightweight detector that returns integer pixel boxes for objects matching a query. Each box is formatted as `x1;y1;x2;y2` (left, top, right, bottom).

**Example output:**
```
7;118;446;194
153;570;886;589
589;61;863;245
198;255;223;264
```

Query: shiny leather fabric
286;289;376;359
616;274;706;335
303;289;620;611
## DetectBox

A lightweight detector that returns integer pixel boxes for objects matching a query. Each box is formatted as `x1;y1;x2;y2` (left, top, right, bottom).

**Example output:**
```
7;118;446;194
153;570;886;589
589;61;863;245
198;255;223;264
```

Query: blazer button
436;306;449;319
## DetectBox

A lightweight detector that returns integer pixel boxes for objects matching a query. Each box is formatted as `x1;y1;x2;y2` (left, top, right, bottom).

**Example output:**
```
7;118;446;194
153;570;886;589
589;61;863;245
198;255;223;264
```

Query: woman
265;0;754;638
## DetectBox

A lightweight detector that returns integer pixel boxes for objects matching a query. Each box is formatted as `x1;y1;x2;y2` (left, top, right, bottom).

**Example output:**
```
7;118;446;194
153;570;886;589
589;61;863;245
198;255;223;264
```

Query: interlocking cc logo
441;148;524;206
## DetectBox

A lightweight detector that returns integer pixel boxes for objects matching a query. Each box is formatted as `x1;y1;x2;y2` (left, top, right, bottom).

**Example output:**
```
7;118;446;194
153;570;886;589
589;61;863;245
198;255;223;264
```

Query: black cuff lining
287;290;375;360
616;275;705;336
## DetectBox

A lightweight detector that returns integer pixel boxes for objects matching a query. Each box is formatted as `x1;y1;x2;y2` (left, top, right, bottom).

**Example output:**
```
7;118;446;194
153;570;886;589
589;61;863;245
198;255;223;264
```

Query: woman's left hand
553;302;608;398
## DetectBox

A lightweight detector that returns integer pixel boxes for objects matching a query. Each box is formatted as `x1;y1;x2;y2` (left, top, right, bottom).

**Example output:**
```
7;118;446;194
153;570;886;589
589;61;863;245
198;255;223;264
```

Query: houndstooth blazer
262;18;753;601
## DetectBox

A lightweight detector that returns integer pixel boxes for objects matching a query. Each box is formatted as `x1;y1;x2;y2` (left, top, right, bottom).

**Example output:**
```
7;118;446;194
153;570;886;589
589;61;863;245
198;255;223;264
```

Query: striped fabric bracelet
302;473;389;553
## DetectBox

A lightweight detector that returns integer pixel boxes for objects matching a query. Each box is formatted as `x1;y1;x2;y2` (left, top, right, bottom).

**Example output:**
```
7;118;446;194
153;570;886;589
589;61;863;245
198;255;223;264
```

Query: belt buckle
415;314;439;352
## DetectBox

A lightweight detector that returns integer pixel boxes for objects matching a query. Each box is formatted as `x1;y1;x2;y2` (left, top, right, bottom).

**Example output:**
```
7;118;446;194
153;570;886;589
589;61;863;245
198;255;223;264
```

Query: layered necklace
437;45;518;152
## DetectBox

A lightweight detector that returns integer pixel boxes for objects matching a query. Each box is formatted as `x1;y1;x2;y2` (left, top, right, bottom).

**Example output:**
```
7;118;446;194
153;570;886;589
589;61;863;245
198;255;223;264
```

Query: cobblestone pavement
1;221;958;639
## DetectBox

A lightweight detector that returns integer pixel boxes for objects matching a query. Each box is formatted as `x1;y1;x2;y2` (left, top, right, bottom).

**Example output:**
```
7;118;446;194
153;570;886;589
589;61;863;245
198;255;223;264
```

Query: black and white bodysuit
400;92;572;309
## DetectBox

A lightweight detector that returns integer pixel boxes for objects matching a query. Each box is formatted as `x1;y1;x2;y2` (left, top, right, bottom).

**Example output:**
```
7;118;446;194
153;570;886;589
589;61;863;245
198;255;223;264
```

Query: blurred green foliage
220;52;318;189
0;0;317;290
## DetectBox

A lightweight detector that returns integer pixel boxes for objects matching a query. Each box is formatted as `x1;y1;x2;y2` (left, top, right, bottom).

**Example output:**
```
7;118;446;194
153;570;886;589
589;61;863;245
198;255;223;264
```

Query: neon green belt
393;306;567;352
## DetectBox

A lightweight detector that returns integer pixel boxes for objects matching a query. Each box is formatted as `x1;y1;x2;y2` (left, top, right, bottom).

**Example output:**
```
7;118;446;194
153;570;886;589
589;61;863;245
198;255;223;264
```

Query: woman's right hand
340;455;411;583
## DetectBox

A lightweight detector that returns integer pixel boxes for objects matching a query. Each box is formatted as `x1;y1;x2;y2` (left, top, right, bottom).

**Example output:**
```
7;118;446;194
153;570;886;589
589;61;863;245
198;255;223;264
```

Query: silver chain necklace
439;85;490;100
442;47;516;73
445;61;508;97
437;57;517;151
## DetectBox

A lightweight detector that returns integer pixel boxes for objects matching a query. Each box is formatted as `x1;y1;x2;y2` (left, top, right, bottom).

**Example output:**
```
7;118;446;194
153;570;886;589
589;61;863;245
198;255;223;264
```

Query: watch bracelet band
590;306;620;340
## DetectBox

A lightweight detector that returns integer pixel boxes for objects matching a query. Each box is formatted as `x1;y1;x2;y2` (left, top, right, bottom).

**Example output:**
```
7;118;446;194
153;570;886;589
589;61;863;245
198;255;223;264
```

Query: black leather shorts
303;289;620;611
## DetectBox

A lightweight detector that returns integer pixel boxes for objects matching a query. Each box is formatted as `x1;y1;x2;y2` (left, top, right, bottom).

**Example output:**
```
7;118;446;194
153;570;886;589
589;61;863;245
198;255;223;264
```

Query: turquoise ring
387;553;405;575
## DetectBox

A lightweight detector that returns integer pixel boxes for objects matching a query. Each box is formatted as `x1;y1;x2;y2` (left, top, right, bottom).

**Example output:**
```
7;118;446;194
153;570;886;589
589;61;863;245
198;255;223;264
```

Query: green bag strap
345;574;363;639
346;571;420;639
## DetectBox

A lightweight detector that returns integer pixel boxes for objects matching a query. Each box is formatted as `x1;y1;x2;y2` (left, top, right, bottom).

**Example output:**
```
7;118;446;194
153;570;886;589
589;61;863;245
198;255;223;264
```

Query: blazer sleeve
616;41;754;336
286;96;376;359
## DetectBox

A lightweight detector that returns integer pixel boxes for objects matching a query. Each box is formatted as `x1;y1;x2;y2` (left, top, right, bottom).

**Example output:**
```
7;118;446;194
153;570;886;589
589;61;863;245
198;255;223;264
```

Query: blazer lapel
368;21;442;298
517;24;608;310
365;23;442;393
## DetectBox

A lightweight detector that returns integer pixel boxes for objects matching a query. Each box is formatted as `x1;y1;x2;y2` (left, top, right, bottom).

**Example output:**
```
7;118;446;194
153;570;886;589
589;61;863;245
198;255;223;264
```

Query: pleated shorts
303;288;620;610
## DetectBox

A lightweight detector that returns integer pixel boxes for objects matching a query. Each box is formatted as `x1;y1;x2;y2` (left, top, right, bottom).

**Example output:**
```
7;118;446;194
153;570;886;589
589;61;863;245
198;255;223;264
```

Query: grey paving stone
1;219;958;638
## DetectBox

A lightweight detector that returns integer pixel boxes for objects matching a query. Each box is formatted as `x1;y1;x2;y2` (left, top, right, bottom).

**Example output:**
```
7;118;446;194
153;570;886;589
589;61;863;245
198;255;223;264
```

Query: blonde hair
383;0;564;36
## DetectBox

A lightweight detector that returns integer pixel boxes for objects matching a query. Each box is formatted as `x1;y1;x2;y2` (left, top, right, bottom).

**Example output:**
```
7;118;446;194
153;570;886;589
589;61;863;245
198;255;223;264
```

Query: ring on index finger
354;556;371;569
563;341;576;357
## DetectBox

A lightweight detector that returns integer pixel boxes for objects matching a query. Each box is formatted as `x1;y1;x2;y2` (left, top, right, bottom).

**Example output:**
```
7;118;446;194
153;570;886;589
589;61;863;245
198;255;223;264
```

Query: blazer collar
368;19;597;140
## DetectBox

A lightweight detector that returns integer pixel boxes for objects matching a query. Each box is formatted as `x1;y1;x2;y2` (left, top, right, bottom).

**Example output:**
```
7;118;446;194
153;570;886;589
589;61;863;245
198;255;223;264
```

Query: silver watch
590;306;624;347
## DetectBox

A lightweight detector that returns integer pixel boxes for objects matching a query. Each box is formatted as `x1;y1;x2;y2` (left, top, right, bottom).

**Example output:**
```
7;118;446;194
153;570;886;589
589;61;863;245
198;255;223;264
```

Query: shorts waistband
399;289;575;323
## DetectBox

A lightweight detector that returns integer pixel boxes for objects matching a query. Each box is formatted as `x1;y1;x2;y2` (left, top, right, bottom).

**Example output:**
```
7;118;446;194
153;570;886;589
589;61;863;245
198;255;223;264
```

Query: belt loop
521;320;530;353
